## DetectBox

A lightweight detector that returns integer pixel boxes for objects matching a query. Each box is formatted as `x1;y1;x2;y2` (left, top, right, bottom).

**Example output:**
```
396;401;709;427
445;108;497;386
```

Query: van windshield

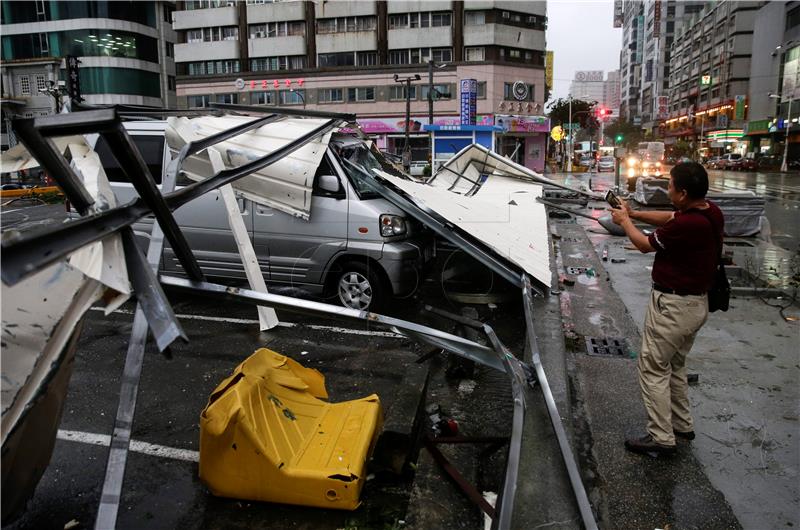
333;141;404;199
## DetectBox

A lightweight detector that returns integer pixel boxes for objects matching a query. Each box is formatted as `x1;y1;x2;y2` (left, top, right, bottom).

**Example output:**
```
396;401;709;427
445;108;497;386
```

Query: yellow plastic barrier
199;348;383;510
0;186;62;199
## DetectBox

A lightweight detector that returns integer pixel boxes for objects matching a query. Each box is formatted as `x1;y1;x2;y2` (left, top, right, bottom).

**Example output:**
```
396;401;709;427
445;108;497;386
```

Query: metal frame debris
1;104;598;530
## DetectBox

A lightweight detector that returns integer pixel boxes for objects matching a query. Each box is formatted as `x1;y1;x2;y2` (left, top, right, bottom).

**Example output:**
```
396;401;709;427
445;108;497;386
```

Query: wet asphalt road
550;168;800;253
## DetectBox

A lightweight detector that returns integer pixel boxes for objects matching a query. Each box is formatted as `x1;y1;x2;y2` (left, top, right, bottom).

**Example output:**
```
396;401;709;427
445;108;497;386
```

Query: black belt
653;283;705;296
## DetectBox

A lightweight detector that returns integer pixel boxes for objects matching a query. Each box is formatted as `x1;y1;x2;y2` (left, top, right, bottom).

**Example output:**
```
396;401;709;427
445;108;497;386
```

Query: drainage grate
585;337;627;356
724;241;756;247
566;266;589;275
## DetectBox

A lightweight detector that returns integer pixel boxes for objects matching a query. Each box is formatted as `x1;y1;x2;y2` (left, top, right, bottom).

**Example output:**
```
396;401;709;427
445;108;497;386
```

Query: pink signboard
495;115;550;133
354;115;494;134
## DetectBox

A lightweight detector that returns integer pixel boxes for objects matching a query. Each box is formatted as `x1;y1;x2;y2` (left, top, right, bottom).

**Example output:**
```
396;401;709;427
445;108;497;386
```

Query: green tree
604;118;644;148
546;97;599;135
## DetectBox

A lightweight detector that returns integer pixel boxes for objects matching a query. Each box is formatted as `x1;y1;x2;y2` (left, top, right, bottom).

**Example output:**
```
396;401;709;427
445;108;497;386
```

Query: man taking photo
610;162;724;456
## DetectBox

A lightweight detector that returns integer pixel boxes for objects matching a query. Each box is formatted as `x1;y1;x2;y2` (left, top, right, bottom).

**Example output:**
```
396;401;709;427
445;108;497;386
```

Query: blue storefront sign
460;79;477;126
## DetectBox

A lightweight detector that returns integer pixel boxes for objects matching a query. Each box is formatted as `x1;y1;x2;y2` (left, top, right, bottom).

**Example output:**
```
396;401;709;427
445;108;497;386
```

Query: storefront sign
707;129;743;141
66;55;83;102
356;115;493;134
613;0;623;28
495;114;550;133
653;0;661;38
734;95;746;121
635;16;644;64
745;119;771;135
460;79;478;126
656;96;669;119
233;78;305;90
700;75;711;86
545;51;554;91
716;114;729;129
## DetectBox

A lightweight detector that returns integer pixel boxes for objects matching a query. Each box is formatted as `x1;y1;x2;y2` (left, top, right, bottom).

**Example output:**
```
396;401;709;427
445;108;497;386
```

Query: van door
254;152;347;287
163;175;258;281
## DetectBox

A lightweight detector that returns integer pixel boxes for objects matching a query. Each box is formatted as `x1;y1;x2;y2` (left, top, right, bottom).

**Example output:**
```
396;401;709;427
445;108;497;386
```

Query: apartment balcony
248;1;306;24
173;6;237;30
387;1;452;14
388;27;452;49
175;40;238;63
316;32;377;54
249;35;306;57
463;23;545;50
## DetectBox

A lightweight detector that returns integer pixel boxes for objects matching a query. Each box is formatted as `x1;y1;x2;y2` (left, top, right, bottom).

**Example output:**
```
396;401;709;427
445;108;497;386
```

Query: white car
598;156;615;172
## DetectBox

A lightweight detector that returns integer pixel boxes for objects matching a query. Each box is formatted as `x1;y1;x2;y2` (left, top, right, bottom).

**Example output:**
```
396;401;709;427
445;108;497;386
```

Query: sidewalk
553;197;799;529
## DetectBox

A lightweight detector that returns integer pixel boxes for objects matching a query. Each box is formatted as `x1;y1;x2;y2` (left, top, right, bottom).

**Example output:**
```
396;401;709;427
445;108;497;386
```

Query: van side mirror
317;174;341;194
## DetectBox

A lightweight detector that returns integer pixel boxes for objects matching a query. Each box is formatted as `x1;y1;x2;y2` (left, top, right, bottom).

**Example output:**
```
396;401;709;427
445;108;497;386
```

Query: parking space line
57;429;199;463
89;307;404;338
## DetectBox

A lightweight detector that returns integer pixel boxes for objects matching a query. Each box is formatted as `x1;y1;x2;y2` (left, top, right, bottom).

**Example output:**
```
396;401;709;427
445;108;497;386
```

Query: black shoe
674;430;695;441
624;434;676;456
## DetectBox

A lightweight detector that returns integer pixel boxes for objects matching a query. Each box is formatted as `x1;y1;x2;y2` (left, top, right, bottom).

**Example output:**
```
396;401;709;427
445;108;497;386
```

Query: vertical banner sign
781;50;799;100
635;16;644;64
66;55;83;102
460;78;477;126
653;0;661;38
657;96;669;119
734;95;746;121
613;0;623;28
545;51;554;93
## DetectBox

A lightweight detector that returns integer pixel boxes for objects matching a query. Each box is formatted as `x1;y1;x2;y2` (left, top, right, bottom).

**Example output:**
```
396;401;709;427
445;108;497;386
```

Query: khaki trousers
639;290;708;445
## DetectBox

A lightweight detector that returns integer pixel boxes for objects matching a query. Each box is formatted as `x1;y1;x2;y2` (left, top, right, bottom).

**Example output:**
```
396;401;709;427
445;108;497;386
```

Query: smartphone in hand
605;190;622;209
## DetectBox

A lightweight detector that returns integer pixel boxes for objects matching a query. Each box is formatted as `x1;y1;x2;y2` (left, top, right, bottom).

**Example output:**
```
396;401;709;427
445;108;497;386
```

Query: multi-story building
172;0;549;171
0;1;177;150
745;1;800;165
663;1;760;157
618;0;703;127
568;70;605;104
604;69;621;112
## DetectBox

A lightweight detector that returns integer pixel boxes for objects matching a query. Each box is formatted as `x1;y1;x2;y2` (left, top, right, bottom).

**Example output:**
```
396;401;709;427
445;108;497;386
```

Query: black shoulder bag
703;212;730;312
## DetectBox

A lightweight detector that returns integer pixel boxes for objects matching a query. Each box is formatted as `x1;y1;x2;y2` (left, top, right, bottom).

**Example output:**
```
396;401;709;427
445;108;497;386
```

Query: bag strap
691;207;724;264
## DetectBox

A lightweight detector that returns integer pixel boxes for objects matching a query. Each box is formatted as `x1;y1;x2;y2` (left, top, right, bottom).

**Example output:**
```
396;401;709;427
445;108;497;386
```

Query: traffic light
615;134;624;144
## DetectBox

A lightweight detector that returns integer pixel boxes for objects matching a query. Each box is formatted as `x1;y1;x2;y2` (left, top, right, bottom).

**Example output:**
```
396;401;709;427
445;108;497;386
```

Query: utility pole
394;73;420;172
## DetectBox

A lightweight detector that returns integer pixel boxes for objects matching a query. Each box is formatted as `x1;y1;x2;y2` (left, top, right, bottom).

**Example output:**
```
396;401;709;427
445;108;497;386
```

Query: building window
185;60;240;75
166;42;174;57
35;74;47;93
215;93;239;104
348;87;375;102
431;12;452;27
464;11;485;25
317;19;336;33
477;81;486;99
357;51;377;66
388;49;409;65
421;84;451;100
318;52;355;67
222;27;238;40
388;14;409;29
410;12;429;28
432;47;452;62
390;85;417;100
251;91;275;105
187;94;211;107
168;75;176;91
18;75;31;95
788;5;800;30
318;88;344;103
317;16;376;34
187;29;203;43
465;47;485;61
278;89;305;105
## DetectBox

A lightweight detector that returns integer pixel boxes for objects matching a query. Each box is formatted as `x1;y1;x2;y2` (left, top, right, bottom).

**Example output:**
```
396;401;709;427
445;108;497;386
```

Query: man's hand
611;206;631;226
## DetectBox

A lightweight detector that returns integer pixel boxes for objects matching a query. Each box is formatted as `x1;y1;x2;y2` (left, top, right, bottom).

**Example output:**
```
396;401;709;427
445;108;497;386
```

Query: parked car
758;154;782;171
717;153;743;170
738;156;758;171
84;120;434;311
597;156;615;172
0;183;23;190
705;156;722;169
579;155;594;168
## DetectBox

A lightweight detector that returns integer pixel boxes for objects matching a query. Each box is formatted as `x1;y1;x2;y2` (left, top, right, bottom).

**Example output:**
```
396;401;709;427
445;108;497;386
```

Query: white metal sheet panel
166;116;333;220
381;172;552;288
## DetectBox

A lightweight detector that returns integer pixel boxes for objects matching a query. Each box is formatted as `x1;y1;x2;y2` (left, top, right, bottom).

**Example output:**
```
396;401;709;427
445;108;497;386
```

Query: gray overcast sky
546;0;623;103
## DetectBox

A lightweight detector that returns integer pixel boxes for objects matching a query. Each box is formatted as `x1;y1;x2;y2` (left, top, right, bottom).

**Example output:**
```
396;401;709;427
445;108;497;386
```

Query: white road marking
89;307;403;338
57;429;199;463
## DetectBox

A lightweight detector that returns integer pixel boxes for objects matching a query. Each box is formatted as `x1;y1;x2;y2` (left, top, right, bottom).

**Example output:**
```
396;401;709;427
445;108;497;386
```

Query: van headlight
627;168;636;178
627;157;636;167
656;161;661;167
380;214;407;237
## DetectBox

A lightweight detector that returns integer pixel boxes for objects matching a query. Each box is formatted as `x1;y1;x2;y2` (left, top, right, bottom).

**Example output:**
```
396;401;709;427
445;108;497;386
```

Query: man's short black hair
670;162;708;199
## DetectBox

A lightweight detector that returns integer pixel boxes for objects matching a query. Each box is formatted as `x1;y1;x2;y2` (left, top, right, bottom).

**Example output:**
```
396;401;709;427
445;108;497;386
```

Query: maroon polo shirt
647;201;724;295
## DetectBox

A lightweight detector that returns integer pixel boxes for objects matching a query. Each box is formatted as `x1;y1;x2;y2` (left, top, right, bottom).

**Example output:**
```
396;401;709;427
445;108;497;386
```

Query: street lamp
289;88;306;109
394;73;421;171
769;93;793;172
566;94;591;172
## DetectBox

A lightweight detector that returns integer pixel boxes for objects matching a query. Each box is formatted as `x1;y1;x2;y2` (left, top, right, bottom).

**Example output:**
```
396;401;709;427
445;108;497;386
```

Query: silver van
90;121;433;311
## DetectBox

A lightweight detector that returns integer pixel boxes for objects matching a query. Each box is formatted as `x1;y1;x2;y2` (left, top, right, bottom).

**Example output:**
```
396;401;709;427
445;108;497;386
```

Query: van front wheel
335;262;386;312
